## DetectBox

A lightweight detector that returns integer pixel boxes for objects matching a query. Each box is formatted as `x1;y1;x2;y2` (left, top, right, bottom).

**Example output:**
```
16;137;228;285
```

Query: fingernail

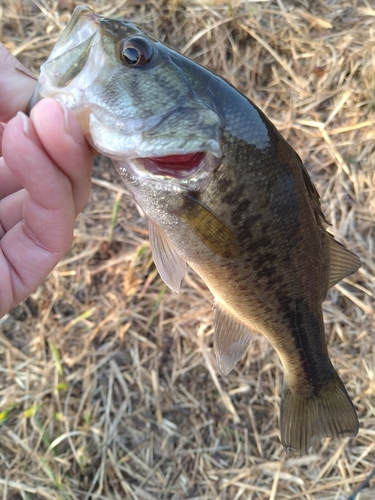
17;111;30;137
57;101;83;144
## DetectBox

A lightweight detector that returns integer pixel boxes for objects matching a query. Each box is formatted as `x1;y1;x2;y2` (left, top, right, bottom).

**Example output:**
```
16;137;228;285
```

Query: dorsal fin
296;152;361;287
213;303;254;375
298;157;361;287
179;195;241;259
278;140;329;228
148;221;186;293
326;233;361;288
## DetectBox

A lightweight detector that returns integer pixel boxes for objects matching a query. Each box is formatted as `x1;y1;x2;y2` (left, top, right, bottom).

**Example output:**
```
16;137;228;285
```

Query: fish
29;6;361;456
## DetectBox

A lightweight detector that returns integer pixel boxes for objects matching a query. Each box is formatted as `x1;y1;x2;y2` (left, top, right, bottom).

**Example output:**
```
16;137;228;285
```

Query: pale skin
0;44;94;318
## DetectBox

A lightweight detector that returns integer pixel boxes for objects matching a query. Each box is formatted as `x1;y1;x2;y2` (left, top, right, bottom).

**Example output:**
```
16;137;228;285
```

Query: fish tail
280;372;358;457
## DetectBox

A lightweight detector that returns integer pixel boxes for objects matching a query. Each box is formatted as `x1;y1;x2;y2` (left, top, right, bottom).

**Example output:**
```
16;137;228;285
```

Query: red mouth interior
150;152;205;171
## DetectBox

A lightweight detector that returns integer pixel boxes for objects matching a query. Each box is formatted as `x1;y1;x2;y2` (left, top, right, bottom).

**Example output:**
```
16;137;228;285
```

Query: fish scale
30;5;361;457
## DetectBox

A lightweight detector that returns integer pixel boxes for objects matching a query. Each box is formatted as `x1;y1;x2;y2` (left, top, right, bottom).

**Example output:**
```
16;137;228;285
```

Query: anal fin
214;303;254;375
148;221;186;293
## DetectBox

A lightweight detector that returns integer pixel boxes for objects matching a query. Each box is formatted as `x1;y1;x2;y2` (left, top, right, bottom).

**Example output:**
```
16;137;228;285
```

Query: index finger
0;43;37;123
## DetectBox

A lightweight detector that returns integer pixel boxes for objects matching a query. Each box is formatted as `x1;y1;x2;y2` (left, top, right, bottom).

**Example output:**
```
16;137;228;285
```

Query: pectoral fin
148;221;186;293
326;233;361;288
179;195;241;259
214;303;254;375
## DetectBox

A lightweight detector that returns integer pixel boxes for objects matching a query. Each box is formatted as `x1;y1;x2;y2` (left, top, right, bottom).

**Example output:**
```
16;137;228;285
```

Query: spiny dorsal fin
279;140;328;228
326;232;361;289
148;221;186;293
179;195;241;259
213;303;254;375
300;162;329;227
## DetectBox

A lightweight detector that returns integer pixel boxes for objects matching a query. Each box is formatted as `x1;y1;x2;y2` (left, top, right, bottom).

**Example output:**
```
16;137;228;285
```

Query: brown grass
1;0;375;498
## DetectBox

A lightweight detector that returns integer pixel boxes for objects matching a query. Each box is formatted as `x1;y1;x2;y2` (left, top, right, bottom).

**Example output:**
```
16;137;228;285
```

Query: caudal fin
280;372;358;457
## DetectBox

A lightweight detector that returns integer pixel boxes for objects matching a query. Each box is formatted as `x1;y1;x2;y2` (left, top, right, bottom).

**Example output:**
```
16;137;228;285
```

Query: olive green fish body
117;78;359;455
119;78;329;373
33;6;361;456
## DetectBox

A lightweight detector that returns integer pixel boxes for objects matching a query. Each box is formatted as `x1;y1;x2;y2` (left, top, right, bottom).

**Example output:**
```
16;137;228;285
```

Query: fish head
31;6;222;192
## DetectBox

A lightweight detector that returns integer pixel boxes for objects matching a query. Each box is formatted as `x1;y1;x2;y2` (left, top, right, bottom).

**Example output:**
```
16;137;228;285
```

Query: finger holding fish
0;100;93;316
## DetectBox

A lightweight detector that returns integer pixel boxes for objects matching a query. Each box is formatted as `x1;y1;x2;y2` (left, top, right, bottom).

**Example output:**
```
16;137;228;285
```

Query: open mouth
137;152;206;179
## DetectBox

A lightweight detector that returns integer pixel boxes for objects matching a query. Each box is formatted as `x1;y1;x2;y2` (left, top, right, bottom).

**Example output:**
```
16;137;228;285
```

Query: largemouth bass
30;6;361;456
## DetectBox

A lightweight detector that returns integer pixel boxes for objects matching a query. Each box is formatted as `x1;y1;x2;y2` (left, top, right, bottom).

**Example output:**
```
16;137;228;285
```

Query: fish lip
49;6;100;61
27;82;40;115
87;108;222;161
90;103;180;135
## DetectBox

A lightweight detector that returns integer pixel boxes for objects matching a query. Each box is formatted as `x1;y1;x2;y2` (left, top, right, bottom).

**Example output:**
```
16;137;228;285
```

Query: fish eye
119;37;153;66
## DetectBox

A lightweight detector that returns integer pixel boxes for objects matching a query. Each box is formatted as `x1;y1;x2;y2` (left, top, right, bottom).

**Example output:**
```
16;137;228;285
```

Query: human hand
0;44;94;317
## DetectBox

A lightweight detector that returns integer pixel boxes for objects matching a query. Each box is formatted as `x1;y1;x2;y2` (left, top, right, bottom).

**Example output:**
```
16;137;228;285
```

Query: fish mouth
126;151;221;191
137;152;209;179
87;106;222;185
114;150;221;192
70;106;221;186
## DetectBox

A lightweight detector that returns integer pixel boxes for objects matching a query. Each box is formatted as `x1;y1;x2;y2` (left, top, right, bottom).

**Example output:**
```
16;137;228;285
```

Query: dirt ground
0;0;374;499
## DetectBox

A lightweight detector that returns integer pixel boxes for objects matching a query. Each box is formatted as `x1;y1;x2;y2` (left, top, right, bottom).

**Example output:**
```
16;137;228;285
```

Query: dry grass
1;0;375;498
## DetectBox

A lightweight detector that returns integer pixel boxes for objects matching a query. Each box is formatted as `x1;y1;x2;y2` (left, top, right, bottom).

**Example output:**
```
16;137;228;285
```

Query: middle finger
0;157;23;199
0;188;25;232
